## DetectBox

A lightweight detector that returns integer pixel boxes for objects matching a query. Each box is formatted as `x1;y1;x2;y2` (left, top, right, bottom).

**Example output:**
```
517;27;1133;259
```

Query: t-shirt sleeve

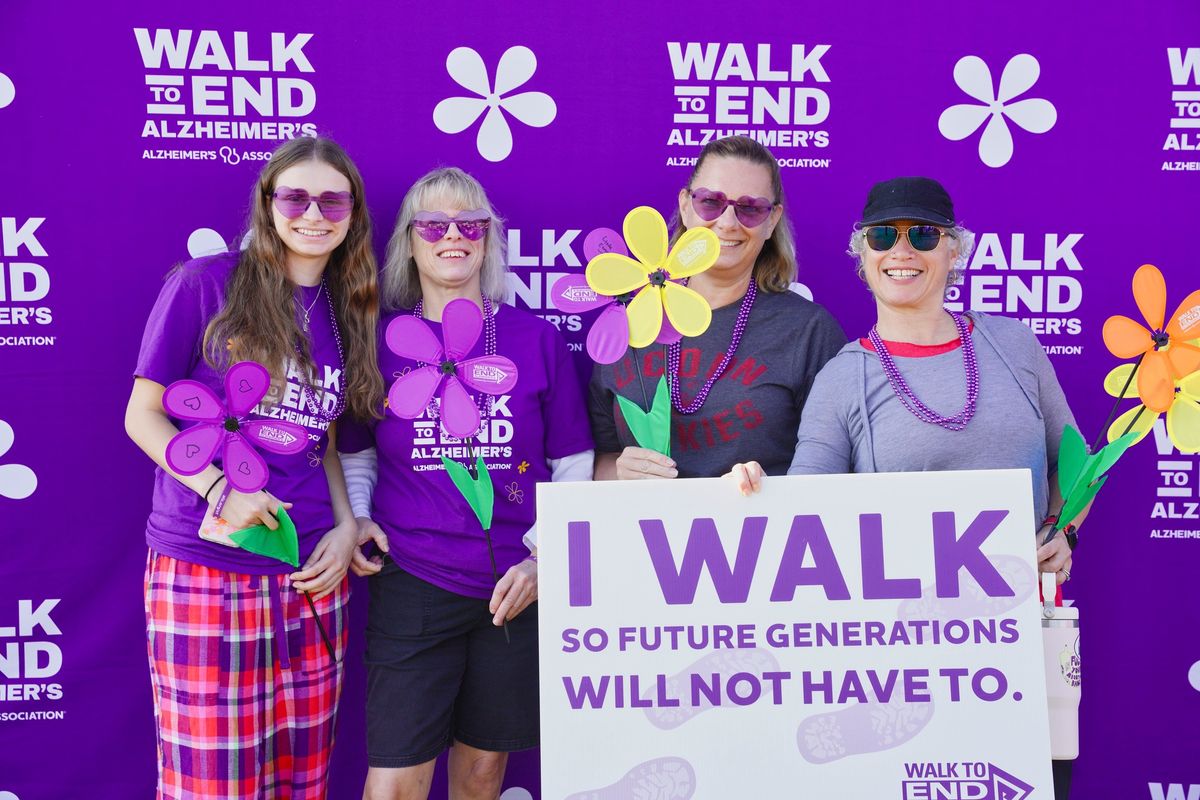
1030;335;1079;472
542;326;595;459
788;358;854;475
337;321;385;454
792;303;849;415
134;267;211;386
336;415;377;454
587;360;622;455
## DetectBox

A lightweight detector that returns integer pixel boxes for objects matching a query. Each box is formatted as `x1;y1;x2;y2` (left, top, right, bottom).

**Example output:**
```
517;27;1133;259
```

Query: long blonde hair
202;136;383;420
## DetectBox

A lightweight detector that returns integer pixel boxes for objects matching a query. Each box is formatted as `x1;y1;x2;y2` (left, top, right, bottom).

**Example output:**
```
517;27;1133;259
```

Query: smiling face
861;220;956;314
270;160;353;276
678;155;782;282
410;196;488;296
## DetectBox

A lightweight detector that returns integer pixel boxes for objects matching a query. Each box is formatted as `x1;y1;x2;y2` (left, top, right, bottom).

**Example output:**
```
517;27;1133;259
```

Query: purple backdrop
1;3;1198;798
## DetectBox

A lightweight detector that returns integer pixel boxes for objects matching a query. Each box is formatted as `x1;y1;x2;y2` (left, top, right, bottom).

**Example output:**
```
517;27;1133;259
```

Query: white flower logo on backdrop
0;420;37;500
0;72;14;109
187;228;228;257
186;229;252;257
433;46;557;162
938;54;1057;168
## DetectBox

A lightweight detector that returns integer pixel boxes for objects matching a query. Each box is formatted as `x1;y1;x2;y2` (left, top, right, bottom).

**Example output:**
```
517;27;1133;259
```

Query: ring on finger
1059;568;1071;581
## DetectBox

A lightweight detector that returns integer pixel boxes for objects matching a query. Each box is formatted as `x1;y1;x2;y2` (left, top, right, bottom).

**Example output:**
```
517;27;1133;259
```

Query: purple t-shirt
340;304;593;599
134;252;346;574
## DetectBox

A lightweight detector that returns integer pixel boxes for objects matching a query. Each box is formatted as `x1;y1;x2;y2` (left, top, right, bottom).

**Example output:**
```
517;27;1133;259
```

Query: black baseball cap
859;177;955;227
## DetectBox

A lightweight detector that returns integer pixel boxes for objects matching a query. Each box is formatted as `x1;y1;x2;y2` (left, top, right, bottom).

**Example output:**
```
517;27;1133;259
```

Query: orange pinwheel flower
1102;264;1200;413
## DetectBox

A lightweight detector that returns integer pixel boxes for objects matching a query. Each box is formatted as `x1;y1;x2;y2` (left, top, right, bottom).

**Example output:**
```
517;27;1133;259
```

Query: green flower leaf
615;375;671;456
442;455;494;530
1055;428;1138;529
228;505;300;568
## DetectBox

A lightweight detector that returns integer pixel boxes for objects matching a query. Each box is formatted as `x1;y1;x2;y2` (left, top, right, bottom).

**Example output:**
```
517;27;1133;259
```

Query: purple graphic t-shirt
340;304;593;599
134;251;345;574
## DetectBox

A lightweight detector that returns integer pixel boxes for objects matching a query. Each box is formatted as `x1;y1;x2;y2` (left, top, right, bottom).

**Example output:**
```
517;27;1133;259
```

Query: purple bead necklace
295;278;346;424
867;310;978;431
668;280;757;415
413;295;497;433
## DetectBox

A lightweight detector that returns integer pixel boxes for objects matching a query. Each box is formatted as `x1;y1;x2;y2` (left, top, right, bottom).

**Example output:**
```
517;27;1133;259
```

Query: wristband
1063;524;1078;551
212;480;233;519
204;474;225;503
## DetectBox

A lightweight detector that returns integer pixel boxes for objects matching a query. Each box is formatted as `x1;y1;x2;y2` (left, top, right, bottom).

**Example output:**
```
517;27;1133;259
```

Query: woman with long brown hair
124;135;383;799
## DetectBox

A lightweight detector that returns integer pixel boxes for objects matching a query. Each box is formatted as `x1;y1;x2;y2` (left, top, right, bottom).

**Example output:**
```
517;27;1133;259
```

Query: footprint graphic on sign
642;648;779;730
565;757;695;800
897;554;1035;622
0;420;37;500
797;699;934;764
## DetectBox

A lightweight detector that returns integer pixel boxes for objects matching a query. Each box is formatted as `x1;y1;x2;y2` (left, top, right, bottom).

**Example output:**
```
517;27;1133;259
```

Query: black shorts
364;561;540;768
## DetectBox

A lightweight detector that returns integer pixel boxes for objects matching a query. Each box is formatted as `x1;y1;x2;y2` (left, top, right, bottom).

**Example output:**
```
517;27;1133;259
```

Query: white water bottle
1041;571;1081;759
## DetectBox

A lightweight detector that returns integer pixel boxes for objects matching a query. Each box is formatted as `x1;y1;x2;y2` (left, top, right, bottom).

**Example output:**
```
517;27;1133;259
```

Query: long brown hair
202;136;383;420
670;135;797;293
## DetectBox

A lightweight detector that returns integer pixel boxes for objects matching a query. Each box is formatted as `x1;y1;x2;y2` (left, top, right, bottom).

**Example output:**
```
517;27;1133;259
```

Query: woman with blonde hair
340;167;594;800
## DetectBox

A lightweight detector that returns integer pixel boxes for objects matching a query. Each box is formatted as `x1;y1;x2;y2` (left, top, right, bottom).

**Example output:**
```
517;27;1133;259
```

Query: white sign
538;470;1054;799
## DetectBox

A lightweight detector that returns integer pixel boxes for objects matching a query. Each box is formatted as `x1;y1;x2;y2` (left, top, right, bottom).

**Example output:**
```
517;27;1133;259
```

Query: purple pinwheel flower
163;361;309;492
385;298;518;439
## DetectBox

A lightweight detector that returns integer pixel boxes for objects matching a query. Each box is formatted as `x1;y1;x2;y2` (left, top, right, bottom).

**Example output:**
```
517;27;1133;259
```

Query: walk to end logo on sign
902;761;1033;799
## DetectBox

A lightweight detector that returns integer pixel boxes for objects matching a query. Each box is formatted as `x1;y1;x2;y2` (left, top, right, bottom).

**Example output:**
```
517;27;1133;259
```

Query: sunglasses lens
865;226;898;252
690;189;727;221
734;203;772;227
908;226;942;251
273;191;311;219
455;220;489;241
316;193;354;222
413;221;447;242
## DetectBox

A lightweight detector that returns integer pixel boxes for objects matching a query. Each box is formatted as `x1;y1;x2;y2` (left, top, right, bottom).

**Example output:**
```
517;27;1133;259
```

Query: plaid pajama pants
144;550;349;800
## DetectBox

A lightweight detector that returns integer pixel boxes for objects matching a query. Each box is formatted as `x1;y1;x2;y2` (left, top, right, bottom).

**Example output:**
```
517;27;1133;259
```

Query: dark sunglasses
411;210;491;242
863;224;951;253
689;188;776;228
271;187;354;222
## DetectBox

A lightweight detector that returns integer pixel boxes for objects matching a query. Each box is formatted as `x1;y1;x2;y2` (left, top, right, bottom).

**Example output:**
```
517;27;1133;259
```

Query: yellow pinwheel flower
585;206;720;348
1104;361;1200;452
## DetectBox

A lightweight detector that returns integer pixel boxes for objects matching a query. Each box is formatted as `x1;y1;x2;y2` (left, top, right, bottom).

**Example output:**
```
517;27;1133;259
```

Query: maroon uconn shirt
589;288;845;478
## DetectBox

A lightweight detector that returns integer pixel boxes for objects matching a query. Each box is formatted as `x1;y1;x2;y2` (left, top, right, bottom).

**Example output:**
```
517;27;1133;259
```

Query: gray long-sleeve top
788;311;1078;524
